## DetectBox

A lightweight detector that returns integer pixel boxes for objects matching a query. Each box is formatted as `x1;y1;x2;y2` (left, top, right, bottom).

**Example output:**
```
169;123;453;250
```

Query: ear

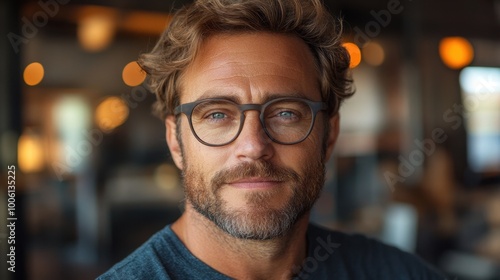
165;115;183;170
324;113;340;162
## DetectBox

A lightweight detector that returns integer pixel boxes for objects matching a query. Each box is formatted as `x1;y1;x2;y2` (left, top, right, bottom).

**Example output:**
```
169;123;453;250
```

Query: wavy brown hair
139;0;354;119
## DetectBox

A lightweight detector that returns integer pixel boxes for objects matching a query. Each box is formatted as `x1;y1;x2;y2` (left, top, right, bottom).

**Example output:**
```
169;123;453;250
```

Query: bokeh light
18;130;45;173
154;163;181;192
343;42;362;68
23;62;44;86
122;61;146;87
95;97;129;132
439;37;474;70
78;12;116;52
362;42;385;66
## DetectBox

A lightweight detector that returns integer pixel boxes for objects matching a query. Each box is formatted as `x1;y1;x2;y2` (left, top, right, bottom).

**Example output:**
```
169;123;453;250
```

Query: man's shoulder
98;226;173;280
304;223;447;279
307;223;410;255
97;225;231;280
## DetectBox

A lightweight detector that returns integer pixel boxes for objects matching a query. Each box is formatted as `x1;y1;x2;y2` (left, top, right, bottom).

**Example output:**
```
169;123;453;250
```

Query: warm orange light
343;43;362;68
95;97;129;132
362;42;385;66
121;12;172;35
154;163;180;191
23;62;44;86
122;61;146;87
78;7;116;52
439;37;474;70
18;130;45;173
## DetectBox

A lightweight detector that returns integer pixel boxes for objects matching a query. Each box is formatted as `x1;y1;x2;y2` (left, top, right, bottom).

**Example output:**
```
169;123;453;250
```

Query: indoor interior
1;0;499;279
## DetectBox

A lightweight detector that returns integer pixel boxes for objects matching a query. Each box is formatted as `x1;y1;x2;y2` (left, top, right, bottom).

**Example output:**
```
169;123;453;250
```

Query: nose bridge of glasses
239;103;263;114
239;103;265;125
236;103;274;146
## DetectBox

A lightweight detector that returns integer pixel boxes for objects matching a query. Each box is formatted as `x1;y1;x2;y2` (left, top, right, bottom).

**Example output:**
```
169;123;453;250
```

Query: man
99;0;445;279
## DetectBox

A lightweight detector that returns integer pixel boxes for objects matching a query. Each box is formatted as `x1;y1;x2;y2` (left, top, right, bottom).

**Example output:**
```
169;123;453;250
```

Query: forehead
180;32;321;103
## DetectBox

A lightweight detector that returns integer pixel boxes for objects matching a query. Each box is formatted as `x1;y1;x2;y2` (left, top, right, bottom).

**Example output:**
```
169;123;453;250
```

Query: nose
233;111;274;161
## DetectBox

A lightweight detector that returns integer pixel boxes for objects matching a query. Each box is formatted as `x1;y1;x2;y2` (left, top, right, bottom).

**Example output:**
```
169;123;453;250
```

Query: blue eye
278;111;295;118
209;112;226;119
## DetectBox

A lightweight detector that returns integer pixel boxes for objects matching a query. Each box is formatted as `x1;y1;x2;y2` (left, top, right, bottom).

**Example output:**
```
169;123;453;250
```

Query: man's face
166;33;339;240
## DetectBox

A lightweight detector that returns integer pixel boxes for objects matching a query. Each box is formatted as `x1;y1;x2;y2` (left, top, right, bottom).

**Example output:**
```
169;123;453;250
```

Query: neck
171;203;310;279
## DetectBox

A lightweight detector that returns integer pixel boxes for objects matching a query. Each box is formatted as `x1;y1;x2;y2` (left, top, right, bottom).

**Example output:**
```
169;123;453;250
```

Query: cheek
303;127;325;154
181;133;225;176
273;141;322;174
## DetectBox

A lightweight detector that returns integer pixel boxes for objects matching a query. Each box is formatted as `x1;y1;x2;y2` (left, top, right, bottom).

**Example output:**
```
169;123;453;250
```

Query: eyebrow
197;90;242;103
261;92;311;103
196;90;312;104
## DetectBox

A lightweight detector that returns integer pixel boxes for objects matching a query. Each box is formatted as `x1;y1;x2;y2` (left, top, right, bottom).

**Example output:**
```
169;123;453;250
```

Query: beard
182;158;326;240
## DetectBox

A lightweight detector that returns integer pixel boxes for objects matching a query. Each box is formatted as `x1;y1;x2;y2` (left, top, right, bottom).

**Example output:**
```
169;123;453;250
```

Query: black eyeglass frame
174;97;328;147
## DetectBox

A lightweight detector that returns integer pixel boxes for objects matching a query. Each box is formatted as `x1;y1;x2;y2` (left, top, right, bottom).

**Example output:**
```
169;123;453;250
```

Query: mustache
211;161;300;188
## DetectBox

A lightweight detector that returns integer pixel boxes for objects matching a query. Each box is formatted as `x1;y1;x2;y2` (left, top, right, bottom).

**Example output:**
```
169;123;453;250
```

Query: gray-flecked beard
182;159;325;240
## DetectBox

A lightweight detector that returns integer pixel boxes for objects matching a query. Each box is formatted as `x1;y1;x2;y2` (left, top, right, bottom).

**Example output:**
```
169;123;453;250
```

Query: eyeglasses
174;97;327;146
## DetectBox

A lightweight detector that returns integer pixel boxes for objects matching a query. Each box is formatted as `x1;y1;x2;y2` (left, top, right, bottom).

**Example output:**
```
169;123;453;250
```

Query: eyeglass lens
190;99;315;145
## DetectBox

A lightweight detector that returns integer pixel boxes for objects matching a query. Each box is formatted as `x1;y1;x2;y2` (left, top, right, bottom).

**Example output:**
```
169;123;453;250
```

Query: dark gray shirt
98;223;446;279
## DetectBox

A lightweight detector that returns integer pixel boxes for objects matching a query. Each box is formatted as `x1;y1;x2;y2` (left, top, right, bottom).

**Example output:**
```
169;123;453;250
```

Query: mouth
227;177;283;189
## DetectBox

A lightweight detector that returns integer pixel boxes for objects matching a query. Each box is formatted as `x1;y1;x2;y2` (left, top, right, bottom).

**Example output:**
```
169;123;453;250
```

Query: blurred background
0;0;499;279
